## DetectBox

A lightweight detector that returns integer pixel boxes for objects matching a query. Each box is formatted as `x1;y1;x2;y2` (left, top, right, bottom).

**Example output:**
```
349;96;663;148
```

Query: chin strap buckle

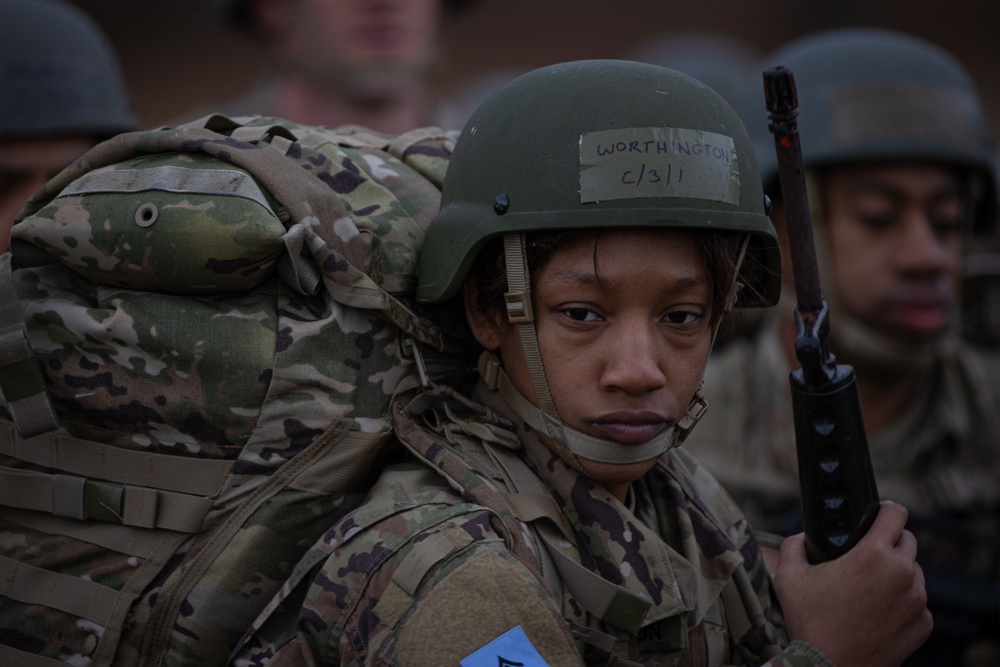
675;387;708;445
503;289;533;323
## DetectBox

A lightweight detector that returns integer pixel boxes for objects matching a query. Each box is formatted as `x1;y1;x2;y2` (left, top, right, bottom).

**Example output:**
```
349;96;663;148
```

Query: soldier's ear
463;277;503;350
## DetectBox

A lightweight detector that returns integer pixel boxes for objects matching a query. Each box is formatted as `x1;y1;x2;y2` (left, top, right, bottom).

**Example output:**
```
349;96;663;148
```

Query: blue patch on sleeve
460;625;551;667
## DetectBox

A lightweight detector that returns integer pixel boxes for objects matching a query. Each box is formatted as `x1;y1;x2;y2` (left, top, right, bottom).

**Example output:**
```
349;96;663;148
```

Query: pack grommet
135;203;159;227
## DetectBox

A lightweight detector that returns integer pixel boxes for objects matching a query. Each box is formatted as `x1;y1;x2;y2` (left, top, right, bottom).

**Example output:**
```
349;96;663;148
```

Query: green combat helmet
417;59;781;471
740;28;1000;363
0;0;136;138
744;28;998;232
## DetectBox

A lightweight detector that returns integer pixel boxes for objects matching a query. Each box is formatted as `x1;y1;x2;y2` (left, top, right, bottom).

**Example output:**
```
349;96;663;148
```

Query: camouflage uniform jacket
687;312;1000;532
685;313;1000;665
232;382;834;667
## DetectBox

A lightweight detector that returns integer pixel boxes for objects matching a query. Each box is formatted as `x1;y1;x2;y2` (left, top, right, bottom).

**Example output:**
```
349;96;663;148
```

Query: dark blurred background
66;0;999;136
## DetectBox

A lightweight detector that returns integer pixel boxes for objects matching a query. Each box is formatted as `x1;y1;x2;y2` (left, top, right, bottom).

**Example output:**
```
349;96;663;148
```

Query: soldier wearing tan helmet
0;0;136;252
232;59;930;667
686;28;1000;666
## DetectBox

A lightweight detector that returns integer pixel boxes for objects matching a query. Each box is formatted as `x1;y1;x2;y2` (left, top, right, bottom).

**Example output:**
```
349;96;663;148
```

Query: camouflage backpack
0;115;466;666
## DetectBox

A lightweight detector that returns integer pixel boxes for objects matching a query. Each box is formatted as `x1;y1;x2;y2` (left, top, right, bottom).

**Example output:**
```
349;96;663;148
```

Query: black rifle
763;66;881;563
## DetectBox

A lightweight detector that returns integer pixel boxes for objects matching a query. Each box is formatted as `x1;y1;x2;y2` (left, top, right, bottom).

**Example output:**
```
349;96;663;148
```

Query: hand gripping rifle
763;67;881;563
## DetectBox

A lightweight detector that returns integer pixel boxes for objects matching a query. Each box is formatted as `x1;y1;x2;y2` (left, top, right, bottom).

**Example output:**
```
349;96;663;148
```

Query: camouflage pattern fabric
0;116;465;666
231;381;836;667
686;310;1000;665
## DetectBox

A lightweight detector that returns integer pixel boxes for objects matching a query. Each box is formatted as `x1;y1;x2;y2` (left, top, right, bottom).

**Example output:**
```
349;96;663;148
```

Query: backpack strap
0;552;119;625
721;566;784;663
0;255;58;438
0;465;214;532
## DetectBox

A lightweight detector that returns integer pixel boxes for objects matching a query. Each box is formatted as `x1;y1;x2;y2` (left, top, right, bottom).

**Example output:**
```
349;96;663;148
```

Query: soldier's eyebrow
545;266;708;291
846;177;964;205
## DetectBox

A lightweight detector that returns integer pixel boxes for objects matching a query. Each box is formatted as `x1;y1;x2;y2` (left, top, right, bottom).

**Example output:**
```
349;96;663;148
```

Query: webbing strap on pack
0;643;77;667
0;506;167;558
0;254;58;438
0;553;117;625
0;465;214;533
0;421;232;496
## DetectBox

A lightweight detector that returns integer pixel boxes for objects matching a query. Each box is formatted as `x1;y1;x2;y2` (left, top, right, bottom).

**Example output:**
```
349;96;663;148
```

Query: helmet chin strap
484;232;747;474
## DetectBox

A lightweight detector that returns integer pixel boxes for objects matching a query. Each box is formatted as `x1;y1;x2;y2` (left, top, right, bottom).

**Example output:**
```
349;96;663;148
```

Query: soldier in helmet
0;0;136;252
211;0;474;133
685;28;1000;665
233;60;930;667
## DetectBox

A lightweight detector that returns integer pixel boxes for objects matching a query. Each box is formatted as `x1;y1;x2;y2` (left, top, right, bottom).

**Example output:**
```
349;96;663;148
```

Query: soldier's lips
590;413;670;444
357;21;407;53
885;301;950;337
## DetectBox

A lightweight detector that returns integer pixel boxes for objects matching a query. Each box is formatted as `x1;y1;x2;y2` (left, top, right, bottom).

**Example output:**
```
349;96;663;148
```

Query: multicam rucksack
0;115;466;666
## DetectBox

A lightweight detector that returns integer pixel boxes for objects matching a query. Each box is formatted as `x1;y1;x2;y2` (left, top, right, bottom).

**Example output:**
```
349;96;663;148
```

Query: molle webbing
0;421;231;531
0;423;232;495
0;255;57;438
0;554;118;625
0;467;213;532
0;113;463;667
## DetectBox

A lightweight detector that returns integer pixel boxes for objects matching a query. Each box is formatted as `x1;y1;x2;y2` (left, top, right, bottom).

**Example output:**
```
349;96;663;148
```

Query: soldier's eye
564;307;598;322
665;310;700;325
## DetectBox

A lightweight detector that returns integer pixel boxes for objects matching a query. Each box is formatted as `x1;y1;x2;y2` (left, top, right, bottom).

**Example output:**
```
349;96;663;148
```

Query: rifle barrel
764;67;823;313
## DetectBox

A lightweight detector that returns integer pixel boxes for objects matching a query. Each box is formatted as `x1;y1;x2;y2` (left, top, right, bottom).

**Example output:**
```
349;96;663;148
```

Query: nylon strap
720;565;784;661
481;352;677;465
230;123;282;144
286;428;392;496
0;465;213;533
0;506;167;558
60;164;278;217
0;644;71;667
0;553;117;625
387;126;455;159
720;578;753;648
391;530;457;596
503;233;557;417
0;421;232;495
0;254;58;437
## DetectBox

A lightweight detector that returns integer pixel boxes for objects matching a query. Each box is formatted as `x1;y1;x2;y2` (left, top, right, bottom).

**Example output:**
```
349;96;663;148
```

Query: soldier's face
282;0;442;101
468;228;714;499
821;163;965;345
0;136;94;253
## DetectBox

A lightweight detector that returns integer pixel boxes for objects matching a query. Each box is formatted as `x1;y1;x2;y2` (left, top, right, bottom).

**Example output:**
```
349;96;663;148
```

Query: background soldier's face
822;162;966;345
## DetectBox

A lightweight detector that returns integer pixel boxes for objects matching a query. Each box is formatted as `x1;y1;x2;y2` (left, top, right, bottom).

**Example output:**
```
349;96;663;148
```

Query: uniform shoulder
262;466;580;666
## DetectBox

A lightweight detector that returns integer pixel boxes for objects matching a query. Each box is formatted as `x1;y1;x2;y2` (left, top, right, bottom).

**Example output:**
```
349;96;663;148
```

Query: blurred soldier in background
627;31;766;346
626;31;761;109
686;28;1000;666
0;0;136;252
217;0;475;133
